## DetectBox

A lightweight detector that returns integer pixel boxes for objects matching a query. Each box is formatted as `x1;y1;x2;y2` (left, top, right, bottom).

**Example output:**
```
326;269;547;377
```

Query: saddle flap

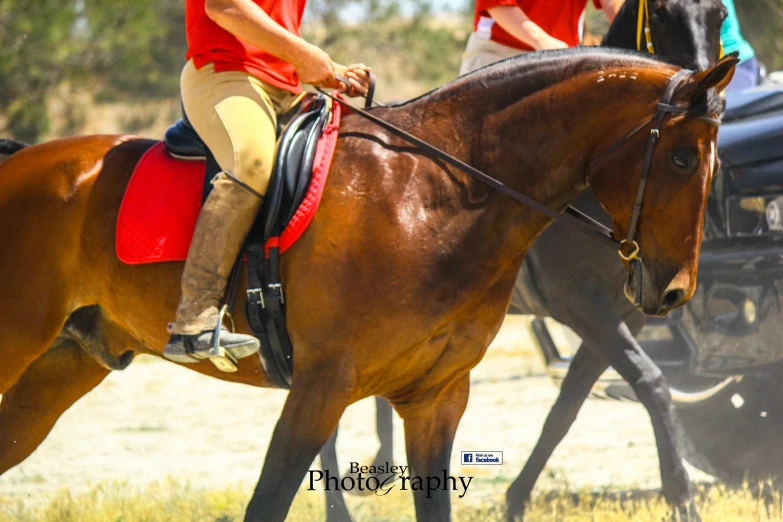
248;93;331;243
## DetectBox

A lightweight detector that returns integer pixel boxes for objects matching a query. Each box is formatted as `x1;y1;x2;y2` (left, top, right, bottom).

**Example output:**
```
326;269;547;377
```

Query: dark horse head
604;0;727;71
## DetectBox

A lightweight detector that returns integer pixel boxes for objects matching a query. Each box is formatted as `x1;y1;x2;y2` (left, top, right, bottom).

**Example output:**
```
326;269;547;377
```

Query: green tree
79;0;185;100
0;0;81;142
0;0;185;142
735;0;783;72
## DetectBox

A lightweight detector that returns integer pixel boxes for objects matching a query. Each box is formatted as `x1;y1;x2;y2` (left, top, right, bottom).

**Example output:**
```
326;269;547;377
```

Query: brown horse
0;48;734;521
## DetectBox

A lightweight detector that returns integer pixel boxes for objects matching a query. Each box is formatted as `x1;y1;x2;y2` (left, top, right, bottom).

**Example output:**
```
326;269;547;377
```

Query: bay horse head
454;49;737;317
585;53;737;315
605;0;727;71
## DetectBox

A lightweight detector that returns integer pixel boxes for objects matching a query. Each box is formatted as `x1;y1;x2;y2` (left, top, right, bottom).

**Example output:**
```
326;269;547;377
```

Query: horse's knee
633;369;672;409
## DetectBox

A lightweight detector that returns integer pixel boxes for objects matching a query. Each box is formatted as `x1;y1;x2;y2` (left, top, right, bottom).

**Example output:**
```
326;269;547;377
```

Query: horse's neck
381;79;599;269
371;63;660;273
603;0;639;50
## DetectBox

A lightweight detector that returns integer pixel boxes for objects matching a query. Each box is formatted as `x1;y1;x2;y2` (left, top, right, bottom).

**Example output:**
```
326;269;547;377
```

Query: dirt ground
0;316;713;506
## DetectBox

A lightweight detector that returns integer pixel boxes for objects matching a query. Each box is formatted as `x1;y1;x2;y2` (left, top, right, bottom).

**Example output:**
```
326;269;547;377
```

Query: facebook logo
461;450;503;465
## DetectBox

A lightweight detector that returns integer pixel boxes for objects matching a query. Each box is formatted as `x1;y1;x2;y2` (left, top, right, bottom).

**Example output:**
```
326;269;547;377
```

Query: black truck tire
676;372;783;483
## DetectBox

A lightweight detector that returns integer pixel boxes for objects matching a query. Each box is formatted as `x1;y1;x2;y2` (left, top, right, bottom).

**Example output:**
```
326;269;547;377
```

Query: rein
322;69;717;259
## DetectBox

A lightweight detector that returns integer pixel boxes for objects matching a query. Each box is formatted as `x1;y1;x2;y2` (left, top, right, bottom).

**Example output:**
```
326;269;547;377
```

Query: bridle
320;68;720;264
587;68;720;261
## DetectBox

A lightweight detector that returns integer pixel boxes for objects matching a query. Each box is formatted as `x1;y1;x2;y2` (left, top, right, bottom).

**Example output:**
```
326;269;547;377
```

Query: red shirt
185;0;306;93
474;0;602;51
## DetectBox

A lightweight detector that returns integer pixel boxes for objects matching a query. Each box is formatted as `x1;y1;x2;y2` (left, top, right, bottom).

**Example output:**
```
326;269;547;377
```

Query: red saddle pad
116;143;205;264
116;100;341;264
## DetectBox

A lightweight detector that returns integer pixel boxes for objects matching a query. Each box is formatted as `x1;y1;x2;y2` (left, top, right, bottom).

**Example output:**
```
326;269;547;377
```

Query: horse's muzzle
624;259;688;316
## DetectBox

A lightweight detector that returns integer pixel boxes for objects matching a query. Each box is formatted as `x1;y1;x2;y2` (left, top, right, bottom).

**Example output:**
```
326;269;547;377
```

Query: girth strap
246;245;294;389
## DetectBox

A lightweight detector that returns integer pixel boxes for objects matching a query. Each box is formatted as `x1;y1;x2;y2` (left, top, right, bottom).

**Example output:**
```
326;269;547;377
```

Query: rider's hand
334;63;373;97
537;37;568;50
293;43;339;88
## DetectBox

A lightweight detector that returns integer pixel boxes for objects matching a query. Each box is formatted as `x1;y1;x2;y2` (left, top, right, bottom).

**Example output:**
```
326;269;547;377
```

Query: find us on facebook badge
461;451;503;465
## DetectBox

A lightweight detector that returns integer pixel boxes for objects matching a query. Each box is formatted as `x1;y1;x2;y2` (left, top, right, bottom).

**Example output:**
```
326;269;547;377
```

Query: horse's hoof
505;492;528;522
671;502;701;522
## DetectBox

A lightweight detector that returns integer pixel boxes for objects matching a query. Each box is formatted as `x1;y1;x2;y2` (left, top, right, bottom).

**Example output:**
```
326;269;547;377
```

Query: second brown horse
0;48;735;521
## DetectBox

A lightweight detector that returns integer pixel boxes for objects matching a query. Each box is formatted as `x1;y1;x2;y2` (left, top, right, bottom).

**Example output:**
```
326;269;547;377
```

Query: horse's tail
0;139;29;162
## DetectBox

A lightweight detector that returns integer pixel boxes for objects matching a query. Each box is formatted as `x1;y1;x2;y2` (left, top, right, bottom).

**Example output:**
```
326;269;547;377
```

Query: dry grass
2;479;783;522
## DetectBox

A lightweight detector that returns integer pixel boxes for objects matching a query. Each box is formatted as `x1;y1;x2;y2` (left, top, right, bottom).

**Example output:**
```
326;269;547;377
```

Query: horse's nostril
662;289;684;309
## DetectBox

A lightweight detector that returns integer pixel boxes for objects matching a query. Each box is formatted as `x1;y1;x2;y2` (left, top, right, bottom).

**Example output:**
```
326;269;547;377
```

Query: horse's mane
0;139;28;162
0;139;28;156
390;46;721;119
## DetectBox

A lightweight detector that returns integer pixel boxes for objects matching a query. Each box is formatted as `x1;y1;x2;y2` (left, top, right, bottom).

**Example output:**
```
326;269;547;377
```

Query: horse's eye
673;156;689;169
670;151;697;174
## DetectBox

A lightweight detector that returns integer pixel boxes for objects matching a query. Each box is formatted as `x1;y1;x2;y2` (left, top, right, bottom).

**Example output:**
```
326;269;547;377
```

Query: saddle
163;93;329;214
153;92;338;388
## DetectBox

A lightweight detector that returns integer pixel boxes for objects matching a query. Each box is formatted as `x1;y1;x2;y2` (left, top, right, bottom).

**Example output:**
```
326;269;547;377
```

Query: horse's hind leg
319;425;354;522
373;397;394;468
318;399;393;521
343;396;395;494
505;344;608;521
0;318;68;395
0;339;110;475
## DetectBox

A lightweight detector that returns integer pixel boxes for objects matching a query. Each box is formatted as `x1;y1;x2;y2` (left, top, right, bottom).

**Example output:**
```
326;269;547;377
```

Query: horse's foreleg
319;425;354;522
601;324;698;521
505;345;608;521
244;367;353;522
397;374;470;522
0;340;110;475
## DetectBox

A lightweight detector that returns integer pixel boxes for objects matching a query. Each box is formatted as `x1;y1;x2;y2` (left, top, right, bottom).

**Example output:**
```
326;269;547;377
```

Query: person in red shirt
460;0;624;75
164;0;372;371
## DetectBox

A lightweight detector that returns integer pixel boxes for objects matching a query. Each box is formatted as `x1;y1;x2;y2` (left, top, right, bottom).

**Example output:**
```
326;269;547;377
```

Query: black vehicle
533;84;783;483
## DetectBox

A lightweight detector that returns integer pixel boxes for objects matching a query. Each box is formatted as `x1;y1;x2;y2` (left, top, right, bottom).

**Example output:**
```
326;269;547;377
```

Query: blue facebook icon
463;453;473;463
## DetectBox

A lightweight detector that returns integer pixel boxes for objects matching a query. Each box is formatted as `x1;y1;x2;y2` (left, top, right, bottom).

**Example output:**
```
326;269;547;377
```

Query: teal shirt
721;0;755;63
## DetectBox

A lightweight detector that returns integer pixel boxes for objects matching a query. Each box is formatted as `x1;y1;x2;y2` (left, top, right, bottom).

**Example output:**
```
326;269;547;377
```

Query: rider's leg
164;60;298;370
458;33;527;76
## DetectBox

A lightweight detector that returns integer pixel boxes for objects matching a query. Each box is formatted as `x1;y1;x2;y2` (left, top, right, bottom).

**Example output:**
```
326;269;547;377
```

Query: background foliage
0;0;780;142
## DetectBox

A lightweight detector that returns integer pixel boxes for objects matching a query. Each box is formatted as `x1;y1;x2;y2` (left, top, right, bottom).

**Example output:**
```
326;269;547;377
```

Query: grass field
2;479;782;522
0;318;767;521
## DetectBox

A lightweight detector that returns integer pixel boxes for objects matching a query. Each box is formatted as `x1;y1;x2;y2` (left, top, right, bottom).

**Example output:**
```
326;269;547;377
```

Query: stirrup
208;304;238;372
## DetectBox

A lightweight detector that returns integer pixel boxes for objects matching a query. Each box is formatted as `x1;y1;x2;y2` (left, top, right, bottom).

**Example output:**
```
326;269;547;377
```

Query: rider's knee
232;146;275;194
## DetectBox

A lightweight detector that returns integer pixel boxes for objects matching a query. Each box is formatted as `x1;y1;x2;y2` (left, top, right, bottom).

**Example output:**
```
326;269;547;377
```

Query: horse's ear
679;52;739;101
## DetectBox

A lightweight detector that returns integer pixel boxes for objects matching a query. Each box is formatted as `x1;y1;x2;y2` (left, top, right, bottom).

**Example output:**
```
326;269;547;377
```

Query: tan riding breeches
459;32;529;76
180;60;301;194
